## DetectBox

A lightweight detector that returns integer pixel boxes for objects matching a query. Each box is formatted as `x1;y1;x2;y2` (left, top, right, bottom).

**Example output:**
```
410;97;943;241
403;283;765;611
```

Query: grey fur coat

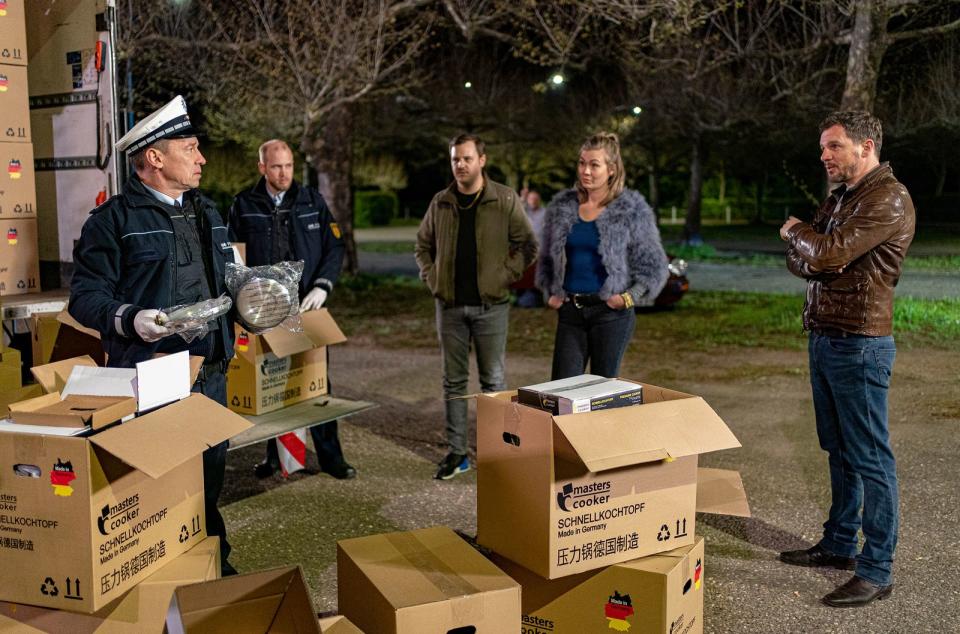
536;188;668;306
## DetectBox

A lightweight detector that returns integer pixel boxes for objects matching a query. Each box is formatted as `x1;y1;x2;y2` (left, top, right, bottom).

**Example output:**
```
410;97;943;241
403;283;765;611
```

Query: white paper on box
59;351;191;412
61;366;136;399
136;351;191;410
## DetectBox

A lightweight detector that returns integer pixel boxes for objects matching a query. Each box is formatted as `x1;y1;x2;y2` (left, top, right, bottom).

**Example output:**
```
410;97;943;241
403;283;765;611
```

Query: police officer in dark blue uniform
69;96;239;575
229;139;356;480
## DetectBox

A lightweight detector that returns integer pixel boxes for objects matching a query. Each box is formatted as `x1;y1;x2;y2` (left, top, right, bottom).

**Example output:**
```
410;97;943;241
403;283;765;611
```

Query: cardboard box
0;141;35;218
476;382;743;579
0;356;252;612
519;375;644;415
0;346;20;391
493;538;706;634
337;526;521;634
25;0;99;97
318;615;363;633
165;565;321;634
0;536;221;633
0;64;29;142
227;308;346;415
0;217;39;296
0;0;27;66
49;310;106;366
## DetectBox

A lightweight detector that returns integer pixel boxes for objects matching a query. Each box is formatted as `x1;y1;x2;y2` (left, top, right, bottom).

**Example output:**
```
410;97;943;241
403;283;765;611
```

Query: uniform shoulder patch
330;222;341;239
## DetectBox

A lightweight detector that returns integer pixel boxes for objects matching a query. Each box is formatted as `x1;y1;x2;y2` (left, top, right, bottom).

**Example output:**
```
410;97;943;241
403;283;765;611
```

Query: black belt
569;293;604;308
196;359;228;383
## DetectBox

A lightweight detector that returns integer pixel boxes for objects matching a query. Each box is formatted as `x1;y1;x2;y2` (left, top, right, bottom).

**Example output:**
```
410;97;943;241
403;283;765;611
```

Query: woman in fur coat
537;132;668;379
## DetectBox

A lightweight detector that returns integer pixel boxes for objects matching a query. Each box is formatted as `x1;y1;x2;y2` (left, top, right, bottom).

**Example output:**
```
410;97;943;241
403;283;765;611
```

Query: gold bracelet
621;292;634;309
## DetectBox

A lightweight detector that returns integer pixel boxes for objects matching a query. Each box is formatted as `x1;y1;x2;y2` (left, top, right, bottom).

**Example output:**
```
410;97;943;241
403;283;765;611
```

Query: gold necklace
456;188;483;210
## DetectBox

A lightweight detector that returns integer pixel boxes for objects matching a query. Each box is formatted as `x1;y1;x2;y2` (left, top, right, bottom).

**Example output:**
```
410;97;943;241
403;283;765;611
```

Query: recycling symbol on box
179;525;190;543
40;577;59;596
657;524;671;541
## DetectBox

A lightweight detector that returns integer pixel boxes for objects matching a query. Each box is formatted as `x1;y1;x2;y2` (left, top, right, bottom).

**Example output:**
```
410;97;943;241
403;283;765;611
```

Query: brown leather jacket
785;163;915;336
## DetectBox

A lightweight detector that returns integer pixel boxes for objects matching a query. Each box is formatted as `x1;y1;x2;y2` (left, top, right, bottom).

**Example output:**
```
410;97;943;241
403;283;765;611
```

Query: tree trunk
683;135;704;245
718;159;725;204
840;0;889;111
306;105;357;274
753;170;768;225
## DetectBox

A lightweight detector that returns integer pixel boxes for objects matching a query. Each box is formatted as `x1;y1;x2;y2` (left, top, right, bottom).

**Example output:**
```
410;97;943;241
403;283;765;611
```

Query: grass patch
357;241;416;254
328;277;960;353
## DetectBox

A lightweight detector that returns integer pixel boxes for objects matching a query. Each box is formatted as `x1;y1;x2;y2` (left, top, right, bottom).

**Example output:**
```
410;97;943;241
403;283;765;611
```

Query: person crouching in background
537;132;668;379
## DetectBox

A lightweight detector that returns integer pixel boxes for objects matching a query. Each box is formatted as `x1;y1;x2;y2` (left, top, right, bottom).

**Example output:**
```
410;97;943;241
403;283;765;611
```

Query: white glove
134;309;174;342
299;287;328;312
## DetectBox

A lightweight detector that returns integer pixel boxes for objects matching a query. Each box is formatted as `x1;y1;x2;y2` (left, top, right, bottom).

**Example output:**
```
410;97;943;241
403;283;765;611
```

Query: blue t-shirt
563;219;607;293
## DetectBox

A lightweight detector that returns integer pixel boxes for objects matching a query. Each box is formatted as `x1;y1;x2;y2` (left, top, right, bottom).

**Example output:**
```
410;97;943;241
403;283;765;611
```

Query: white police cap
115;95;198;154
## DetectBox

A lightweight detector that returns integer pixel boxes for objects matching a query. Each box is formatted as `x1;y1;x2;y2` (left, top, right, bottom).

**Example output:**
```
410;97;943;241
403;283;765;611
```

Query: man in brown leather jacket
778;111;915;608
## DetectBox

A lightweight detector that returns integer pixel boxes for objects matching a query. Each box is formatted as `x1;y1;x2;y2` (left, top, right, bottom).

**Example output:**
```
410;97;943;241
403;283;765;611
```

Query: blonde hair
576;131;625;206
258;139;292;164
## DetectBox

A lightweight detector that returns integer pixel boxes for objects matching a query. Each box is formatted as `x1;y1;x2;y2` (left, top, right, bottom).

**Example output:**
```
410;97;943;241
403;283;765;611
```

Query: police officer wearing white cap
69;96;239;575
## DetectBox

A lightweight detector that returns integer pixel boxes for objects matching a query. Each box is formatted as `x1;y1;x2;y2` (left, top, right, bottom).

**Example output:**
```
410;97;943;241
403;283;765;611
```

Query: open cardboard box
227;308;346;415
0;355;252;613
337;526;520;634
0;536;221;633
165;565;320;634
493;538;707;634
477;381;748;579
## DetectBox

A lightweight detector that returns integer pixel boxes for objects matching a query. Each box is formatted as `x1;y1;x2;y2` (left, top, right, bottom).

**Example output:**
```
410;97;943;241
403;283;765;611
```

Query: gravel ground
221;340;960;633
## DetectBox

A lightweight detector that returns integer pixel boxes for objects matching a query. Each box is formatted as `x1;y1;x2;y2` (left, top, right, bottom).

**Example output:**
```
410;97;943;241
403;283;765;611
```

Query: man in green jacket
415;133;537;480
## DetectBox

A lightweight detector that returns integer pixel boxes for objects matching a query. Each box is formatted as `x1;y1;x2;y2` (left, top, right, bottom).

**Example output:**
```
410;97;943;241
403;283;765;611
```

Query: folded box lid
30;355;98;393
552;389;740;472
90;394;253;479
240;308;346;361
338;526;519;610
8;391;137;430
696;467;751;517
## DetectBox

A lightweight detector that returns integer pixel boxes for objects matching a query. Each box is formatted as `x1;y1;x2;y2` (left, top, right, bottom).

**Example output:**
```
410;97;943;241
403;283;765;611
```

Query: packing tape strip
384;531;483;600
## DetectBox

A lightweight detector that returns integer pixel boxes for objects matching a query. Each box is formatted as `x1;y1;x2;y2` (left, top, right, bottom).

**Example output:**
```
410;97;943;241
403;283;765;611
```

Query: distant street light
632;106;643;115
464;81;472;89
551;73;565;86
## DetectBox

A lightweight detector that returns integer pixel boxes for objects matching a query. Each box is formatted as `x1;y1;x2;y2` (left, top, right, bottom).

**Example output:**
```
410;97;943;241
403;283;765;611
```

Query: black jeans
551;301;636;379
191;367;231;567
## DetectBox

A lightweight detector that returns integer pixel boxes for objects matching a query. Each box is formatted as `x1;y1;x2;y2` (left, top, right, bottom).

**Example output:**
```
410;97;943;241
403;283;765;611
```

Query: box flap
90;394;253;478
9;392;136;430
0;383;42;413
261;327;315;359
165;566;320;634
552;393;740;472
30;355;97;393
262;309;346;358
57;309;101;340
319;615;364;634
696;467;751;517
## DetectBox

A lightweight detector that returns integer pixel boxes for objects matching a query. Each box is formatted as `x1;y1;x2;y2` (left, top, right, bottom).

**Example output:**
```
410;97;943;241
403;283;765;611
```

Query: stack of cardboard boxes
473;376;750;633
0;0;40;297
0;352;253;631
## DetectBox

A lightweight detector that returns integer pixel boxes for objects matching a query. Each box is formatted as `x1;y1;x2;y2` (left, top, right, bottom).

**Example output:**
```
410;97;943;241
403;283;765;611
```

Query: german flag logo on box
7;159;21;179
237;331;250;352
6;227;17;245
50;459;77;497
0;74;8;92
0;1;7;17
604;591;634;631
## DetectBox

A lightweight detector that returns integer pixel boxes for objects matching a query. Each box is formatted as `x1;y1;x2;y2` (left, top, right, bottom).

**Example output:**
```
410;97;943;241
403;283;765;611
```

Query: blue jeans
809;332;898;586
551;302;636;379
436;300;509;454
